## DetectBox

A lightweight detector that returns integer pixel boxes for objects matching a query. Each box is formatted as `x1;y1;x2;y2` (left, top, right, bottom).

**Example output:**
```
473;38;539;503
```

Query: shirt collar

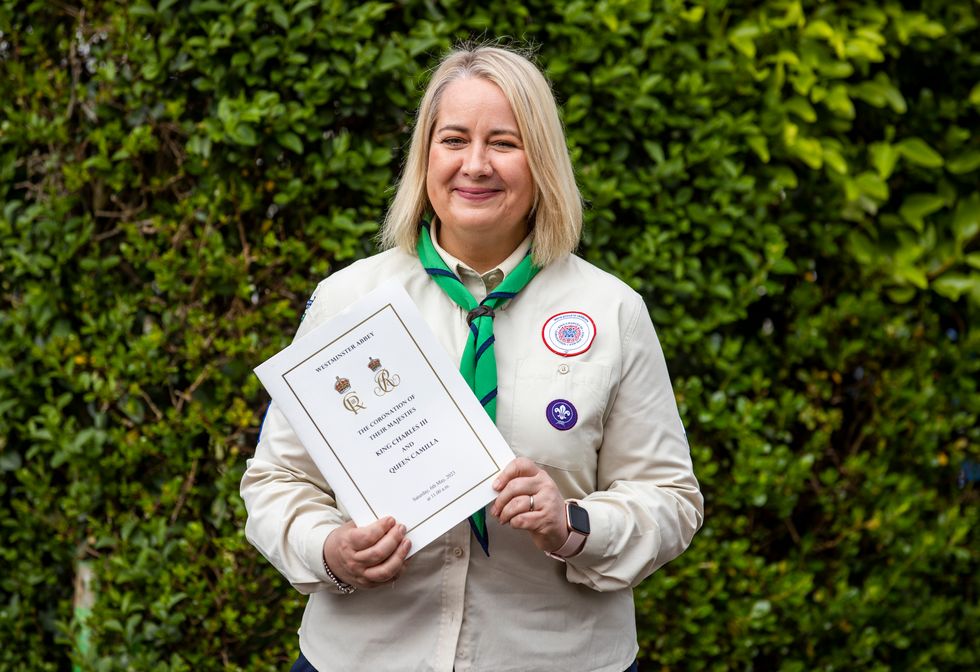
430;221;534;290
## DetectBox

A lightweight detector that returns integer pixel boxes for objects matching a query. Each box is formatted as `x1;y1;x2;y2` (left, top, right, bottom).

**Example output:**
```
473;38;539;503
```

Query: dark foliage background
1;0;977;669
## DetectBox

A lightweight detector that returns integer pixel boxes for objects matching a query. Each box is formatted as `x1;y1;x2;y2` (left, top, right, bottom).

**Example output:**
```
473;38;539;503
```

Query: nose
461;143;492;178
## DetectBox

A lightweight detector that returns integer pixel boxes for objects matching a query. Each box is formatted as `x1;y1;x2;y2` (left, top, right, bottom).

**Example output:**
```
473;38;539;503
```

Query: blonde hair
380;45;582;267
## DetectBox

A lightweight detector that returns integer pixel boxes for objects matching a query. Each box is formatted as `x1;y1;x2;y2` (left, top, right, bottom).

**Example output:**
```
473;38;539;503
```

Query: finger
490;476;539;517
492;457;540;491
347;516;397;551
362;537;412;585
497;494;540;525
352;523;407;567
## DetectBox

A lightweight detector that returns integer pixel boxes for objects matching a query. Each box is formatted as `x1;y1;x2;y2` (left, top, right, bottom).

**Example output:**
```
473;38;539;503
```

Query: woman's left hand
490;457;569;553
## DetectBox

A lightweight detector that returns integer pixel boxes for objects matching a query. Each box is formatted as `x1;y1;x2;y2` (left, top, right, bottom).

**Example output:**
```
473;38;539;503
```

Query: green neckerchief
416;222;540;555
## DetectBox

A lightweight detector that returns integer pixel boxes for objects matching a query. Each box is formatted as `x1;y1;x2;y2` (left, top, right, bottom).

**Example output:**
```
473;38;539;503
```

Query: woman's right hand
322;517;411;589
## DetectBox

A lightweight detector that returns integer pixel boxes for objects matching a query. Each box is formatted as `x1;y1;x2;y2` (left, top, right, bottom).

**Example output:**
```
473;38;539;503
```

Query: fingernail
399;524;407;534
492;479;500;489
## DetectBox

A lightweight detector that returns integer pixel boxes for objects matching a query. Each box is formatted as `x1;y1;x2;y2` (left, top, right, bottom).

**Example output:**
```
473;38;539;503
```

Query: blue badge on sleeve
300;289;317;322
546;399;578;431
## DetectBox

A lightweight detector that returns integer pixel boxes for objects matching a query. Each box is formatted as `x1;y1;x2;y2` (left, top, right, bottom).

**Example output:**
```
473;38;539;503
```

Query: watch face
567;502;590;535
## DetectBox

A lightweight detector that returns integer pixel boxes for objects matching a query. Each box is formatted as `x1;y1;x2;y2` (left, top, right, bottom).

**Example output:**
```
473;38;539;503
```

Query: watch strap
546;528;587;561
545;501;589;561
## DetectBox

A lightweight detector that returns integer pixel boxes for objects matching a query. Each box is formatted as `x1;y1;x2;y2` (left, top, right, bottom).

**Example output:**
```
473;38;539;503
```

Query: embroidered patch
541;312;596;357
546;399;578;431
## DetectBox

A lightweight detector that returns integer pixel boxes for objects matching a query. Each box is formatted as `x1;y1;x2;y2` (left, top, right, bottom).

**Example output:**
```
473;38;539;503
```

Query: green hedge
1;0;977;669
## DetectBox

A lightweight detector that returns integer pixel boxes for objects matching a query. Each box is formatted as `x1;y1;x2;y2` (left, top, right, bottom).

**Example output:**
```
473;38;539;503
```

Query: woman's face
426;77;535;258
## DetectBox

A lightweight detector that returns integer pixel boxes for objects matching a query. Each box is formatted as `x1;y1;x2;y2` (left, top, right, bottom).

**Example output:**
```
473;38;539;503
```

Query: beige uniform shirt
241;234;703;672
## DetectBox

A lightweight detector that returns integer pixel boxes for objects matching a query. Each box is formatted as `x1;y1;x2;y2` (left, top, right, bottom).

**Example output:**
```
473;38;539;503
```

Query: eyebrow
435;124;521;137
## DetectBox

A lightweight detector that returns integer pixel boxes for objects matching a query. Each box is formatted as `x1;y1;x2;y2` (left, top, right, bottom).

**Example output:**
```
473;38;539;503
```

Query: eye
493;140;518;149
438;137;466;147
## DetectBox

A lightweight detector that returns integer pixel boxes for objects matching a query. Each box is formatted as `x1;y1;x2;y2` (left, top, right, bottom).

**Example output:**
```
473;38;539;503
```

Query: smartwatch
546;500;590;561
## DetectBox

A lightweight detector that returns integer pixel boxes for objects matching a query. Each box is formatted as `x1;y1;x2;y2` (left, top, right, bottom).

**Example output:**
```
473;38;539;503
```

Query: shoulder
320;248;417;286
303;249;422;325
538;253;645;309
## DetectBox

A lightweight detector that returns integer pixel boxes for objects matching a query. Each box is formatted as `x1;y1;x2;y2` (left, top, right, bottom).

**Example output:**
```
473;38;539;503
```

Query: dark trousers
291;652;639;671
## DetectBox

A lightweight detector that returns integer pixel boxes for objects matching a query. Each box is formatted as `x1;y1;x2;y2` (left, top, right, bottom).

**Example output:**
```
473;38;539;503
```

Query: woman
241;45;703;672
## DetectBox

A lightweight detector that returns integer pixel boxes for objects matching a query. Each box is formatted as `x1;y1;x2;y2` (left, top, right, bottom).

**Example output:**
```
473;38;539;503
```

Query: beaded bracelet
323;559;356;595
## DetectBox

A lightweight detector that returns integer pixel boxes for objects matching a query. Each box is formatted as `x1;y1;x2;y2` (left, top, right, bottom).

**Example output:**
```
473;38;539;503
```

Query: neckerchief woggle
417;222;541;556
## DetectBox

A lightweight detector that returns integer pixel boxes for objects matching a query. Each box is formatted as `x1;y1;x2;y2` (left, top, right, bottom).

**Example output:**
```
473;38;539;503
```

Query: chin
447;212;501;230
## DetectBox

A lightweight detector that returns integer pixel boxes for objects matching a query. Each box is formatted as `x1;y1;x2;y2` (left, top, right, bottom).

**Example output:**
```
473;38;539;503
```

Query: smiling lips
454;187;502;201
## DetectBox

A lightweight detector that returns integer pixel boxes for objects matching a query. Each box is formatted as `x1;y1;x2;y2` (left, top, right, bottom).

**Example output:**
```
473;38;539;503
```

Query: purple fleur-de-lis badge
546;399;578;431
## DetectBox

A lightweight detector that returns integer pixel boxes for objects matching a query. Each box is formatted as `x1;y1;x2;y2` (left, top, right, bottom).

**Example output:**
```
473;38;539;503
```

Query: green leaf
747;136;769;163
848;231;877;266
822;143;848;174
896;138;944;168
680;6;704;22
845;37;884;62
378;42;404;72
824;85;855;119
768;165;798;189
932;273;978;301
851;75;906;113
899;194;945;231
789;137;823;170
0;451;22;471
291;0;318;14
269;3;289;30
128;3;156;18
729;23;760;58
887;286;917;303
880;80;907;114
276;132;303;154
946;149;980;174
643;140;665;164
785;97;817;122
894;264;928;289
970;83;980;107
855;172;889;201
228;124;258;146
803;20;835;41
771;258;797;274
953;194;980;242
869;142;899;179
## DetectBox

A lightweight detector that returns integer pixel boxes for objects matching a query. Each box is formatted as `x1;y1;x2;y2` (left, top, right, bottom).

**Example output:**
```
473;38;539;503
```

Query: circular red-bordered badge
541;311;596;357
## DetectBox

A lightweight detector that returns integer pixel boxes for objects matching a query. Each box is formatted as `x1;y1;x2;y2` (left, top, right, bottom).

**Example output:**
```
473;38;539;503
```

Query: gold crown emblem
334;376;351;394
367;356;382;372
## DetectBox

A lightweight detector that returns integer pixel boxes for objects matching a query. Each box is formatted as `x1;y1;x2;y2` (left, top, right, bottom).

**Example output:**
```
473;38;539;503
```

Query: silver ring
528;495;535;512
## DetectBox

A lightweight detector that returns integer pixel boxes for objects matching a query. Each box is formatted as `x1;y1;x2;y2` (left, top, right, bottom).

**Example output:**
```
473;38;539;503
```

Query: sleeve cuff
300;522;347;593
567;500;614;565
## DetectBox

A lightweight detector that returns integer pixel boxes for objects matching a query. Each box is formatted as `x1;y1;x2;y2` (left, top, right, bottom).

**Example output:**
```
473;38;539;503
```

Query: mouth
453;187;502;201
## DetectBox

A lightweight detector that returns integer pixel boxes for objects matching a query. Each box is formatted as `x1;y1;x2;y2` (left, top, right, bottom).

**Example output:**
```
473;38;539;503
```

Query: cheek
428;148;455;176
513;165;535;207
508;158;534;198
425;156;443;203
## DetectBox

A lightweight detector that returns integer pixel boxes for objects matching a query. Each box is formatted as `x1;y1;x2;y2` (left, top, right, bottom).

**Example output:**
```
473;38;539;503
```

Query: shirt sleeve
239;281;350;595
564;293;704;591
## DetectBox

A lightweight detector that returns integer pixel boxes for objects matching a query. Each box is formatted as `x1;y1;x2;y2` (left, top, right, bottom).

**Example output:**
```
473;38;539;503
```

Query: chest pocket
505;358;613;472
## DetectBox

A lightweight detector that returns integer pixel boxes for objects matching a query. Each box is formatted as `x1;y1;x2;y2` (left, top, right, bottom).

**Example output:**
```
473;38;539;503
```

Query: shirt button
558;363;570;374
453;547;464;558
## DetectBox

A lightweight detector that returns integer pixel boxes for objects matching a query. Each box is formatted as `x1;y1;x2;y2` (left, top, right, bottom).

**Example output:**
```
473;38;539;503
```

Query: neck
436;222;528;274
